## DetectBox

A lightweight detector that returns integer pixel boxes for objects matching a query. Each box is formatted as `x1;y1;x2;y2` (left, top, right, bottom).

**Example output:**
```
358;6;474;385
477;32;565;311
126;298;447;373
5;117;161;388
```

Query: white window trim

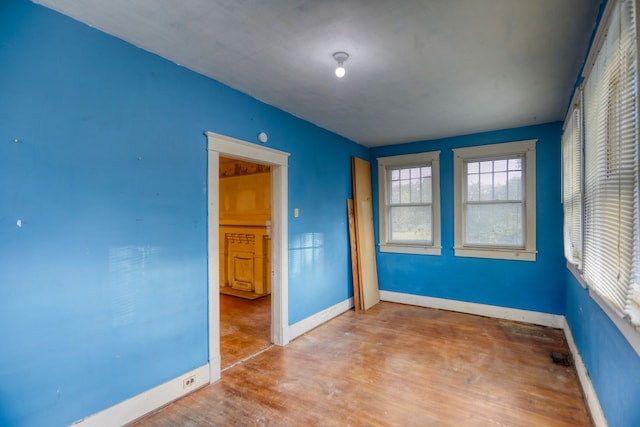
453;139;537;261
377;151;441;256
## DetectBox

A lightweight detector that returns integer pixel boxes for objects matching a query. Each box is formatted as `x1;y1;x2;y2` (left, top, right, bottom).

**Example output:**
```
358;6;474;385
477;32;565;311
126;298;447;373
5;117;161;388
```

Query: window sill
566;261;587;288
453;246;537;261
379;243;441;256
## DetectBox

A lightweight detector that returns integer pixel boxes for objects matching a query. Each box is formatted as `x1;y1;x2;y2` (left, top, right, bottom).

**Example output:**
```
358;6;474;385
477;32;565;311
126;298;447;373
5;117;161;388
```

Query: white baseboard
70;364;210;427
209;354;221;383
563;321;608;427
380;290;565;328
288;297;354;341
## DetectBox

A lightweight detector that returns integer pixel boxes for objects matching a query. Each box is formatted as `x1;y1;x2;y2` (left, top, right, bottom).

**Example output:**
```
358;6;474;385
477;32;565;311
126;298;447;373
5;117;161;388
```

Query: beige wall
219;169;271;294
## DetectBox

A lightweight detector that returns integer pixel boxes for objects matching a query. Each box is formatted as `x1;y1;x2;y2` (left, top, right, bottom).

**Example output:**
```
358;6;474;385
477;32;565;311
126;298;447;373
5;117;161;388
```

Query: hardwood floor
220;294;271;370
132;302;592;427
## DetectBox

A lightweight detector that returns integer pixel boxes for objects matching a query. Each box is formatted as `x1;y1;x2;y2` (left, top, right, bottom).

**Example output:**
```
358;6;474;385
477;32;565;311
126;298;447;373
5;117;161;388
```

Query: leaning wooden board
346;199;362;312
351;157;380;310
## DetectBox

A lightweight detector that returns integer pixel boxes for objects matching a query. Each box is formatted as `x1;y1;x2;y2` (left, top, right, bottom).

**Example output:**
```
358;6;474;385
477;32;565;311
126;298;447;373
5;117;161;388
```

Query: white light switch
294;208;299;218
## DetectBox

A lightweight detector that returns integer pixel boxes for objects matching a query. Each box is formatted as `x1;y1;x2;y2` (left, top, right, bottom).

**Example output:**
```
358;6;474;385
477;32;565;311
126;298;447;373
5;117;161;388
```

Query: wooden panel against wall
352;157;380;310
347;199;362;312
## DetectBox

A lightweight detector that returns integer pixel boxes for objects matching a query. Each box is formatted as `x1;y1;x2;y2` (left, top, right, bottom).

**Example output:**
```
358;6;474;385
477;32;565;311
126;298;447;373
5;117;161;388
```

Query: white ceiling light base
333;51;349;78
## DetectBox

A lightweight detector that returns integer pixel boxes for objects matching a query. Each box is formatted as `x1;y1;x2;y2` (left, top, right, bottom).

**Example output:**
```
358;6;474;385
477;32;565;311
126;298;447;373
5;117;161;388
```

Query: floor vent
550;351;572;366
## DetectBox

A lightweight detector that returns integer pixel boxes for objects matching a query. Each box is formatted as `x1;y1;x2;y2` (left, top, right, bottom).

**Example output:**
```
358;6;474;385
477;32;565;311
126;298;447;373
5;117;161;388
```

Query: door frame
206;131;290;383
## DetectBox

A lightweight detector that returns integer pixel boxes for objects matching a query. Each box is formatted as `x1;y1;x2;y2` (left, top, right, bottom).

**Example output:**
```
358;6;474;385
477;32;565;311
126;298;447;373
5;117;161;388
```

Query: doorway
218;156;272;369
206;131;290;383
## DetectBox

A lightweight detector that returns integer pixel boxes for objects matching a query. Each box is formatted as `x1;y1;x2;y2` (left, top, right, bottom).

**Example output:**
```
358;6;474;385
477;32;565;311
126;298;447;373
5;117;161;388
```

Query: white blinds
582;0;639;326
562;103;583;268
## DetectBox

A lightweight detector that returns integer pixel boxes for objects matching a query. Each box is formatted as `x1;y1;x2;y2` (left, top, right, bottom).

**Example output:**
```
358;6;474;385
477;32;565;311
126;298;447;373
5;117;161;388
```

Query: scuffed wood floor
220;294;271;370
131;302;592;427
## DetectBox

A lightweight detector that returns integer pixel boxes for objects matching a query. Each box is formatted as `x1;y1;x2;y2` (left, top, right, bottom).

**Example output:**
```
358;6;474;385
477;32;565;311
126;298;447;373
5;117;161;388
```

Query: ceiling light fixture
333;51;349;78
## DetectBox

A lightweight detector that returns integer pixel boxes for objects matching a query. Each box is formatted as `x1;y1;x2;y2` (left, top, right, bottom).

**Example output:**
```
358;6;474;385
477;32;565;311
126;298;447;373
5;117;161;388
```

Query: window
569;0;640;328
562;97;583;269
377;151;441;255
453;140;537;261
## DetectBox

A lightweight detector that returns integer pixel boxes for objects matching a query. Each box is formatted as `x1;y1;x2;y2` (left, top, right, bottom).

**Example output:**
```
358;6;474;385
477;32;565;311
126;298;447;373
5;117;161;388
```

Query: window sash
464;157;524;202
387;203;434;245
463;200;527;249
386;166;433;205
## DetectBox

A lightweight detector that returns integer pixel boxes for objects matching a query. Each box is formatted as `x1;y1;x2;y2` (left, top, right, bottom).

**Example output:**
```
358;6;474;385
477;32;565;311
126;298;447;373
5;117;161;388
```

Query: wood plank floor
131;302;592;427
220;294;271;370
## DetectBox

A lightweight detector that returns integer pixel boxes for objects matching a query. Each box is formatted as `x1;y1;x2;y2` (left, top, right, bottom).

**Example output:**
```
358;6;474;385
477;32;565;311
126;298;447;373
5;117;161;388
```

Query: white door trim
206;131;290;383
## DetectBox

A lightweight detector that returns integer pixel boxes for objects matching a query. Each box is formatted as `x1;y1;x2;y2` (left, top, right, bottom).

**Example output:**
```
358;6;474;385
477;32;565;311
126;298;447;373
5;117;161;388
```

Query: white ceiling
34;0;601;147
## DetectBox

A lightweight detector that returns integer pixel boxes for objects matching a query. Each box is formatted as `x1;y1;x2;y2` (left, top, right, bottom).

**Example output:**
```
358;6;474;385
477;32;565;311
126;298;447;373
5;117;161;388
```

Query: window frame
377;151;441;256
453;140;537;261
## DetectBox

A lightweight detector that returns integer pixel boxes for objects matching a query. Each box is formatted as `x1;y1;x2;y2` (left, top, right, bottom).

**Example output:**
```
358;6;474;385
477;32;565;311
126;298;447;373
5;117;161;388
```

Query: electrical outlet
182;375;196;389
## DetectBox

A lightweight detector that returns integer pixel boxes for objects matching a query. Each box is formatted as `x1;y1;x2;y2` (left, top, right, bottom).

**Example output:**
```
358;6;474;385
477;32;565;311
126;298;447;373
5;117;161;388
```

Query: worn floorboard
220;294;271;370
131;302;592;427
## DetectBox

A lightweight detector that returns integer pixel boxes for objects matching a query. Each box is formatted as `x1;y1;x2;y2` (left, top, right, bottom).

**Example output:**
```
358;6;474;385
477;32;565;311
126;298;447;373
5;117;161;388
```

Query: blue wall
0;1;366;425
370;123;566;314
3;1;639;426
566;274;640;426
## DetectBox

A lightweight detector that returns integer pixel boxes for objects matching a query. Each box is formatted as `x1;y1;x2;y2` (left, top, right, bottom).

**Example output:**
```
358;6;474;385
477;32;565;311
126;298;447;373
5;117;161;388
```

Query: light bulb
332;52;349;78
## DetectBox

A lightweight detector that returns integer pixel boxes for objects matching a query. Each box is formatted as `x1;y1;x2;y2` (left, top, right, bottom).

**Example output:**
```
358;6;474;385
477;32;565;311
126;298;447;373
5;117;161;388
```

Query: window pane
493;172;507;200
480;161;493;173
400;169;410;180
410;178;421;202
422;176;432;202
467;174;479;201
508;158;522;170
390;180;400;203
508;171;522;200
400;179;410;203
410;168;421;179
390;206;432;243
421;166;431;177
494;160;508;172
391;169;399;180
465;203;523;246
480;173;493;200
467;162;479;174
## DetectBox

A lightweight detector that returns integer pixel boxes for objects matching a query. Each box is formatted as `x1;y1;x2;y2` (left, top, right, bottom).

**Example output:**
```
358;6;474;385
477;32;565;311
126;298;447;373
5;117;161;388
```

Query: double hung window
453;140;537;261
377;151;441;255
